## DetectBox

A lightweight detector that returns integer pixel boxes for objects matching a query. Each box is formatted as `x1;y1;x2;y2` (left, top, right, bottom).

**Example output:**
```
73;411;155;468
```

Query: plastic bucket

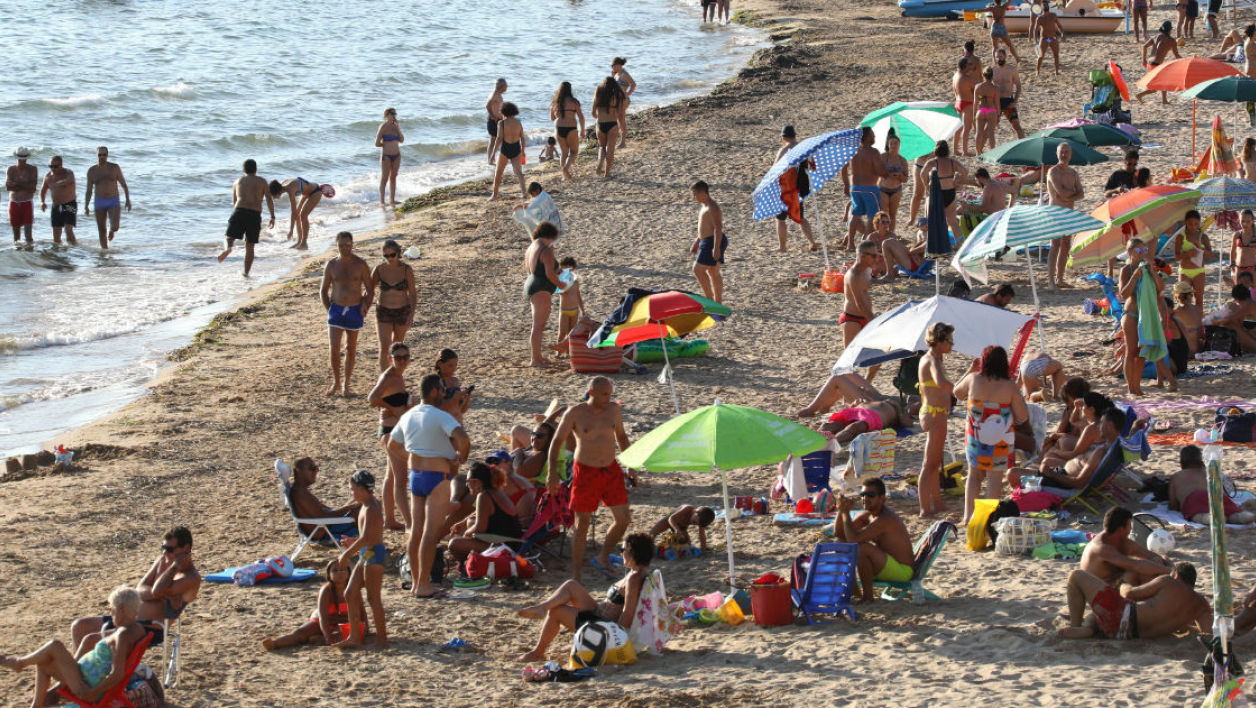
750;582;793;627
716;597;746;625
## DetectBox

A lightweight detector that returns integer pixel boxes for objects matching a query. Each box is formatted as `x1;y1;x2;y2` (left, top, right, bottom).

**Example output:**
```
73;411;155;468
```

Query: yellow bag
966;499;999;551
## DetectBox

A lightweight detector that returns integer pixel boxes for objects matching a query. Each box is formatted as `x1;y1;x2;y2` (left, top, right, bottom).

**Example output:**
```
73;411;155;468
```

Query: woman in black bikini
917;140;968;247
523;222;561;367
434;348;471;420
269;177;326;250
491;102;528;202
592;77;626;178
550;82;586;181
446;462;523;565
367;341;413;530
878;133;909;230
611;57;636;149
371;239;416;372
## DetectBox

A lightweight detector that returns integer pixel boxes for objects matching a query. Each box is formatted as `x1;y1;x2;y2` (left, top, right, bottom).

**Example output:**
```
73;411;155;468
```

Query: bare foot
517;604;546;620
808;243;819;251
326;384;340;397
262;638;276;651
372;637;389;649
216;248;232;263
488;194;500;202
342;388;356;398
1;656;22;671
1056;281;1073;289
529;358;552;368
333;638;362;651
1169;381;1179;392
796;406;820;418
517;649;547;662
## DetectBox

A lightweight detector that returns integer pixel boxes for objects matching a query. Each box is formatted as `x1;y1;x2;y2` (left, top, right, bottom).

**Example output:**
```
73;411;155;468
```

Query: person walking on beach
719;0;731;23
548;376;633;582
1046;143;1084;289
774;126;818;252
217;159;276;277
690;180;726;304
953;59;977;157
524;222;561;367
550;82;585;180
83;146;131;249
841;126;888;249
490;102;528;202
271;177;326;250
611;58;636;148
486;78;507;165
702;0;717;23
987;0;1020;61
7;147;37;245
1131;0;1151;40
376;107;404;206
371;239;415;372
974;68;1001;155
39;155;76;246
593;77;627;178
320;231;373;397
1137;22;1182;103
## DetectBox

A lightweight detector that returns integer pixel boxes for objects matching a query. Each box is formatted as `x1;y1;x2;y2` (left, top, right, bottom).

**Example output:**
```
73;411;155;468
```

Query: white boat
998;0;1124;34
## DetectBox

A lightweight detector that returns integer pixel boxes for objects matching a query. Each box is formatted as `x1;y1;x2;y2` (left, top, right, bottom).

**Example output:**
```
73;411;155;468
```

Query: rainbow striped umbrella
1068;185;1201;267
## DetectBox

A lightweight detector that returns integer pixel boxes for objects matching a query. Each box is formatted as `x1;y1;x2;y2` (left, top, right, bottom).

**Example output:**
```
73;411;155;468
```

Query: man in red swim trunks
840;240;879;379
548;376;633;582
7;146;38;244
1059;563;1210;640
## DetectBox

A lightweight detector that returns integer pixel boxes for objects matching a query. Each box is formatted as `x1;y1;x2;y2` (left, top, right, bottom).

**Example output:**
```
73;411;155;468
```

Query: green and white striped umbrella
956;204;1105;269
861;101;961;161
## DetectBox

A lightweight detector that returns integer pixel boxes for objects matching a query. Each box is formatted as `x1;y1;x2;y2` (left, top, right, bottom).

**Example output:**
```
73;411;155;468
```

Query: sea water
0;0;764;454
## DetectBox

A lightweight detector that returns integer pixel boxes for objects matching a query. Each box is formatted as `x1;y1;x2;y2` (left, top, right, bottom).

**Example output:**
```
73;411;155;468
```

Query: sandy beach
4;0;1256;705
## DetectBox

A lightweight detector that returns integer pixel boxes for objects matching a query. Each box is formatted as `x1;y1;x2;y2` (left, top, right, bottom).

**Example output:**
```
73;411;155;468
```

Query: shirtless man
287;456;361;540
841;240;878;359
1078;506;1170;587
486;78;507;165
976;282;1015;307
841;127;889;247
1245;24;1256;78
216;159;276;277
83;146;130;248
1138;22;1182;103
1046;143;1084;289
548;377;633;582
833;478;915;602
962;40;984;82
972;168;1017;215
819;397;913;444
987;0;1020;61
1036;6;1064;75
1171;280;1204;353
39;155;76;245
690;180;726;304
1169;444;1256;524
992;50;1025;140
319;231;374;396
1060;563;1210;640
775;126;818;252
952;58;978;157
1204;284;1256;351
70;526;202;651
6;147;37;244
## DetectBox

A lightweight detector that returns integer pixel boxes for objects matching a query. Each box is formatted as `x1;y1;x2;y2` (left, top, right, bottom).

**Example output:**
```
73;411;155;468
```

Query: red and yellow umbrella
1068;185;1201;267
1136;56;1242;158
589;289;731;348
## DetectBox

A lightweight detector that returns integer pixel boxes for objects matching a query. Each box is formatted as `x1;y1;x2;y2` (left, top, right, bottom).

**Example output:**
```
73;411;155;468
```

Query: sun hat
13;146;31;159
1173;280;1194;295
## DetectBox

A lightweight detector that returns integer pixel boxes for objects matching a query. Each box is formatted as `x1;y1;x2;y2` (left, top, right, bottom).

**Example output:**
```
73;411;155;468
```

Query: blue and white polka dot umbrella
751;128;862;222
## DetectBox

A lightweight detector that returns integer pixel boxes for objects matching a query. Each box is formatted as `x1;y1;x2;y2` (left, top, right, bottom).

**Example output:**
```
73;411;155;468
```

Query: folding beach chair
894;259;936;281
58;631;154;708
151;615;182;688
274;459;356;561
874;520;957;604
791;542;859;625
1059;440;1126;515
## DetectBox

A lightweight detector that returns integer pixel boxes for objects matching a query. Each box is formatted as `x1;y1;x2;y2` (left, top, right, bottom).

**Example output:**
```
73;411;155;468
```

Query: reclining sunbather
1059;563;1210;640
1169;444;1256;524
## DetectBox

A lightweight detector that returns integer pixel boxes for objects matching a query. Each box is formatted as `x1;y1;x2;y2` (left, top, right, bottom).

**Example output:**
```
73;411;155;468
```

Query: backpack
1215;406;1256;443
893;354;923;401
1205;325;1242;357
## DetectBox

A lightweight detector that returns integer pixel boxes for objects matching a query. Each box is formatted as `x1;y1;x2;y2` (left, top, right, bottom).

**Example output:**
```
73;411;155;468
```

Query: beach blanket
205;567;317;584
1121;397;1256;413
1148;432;1256;447
772;512;836;527
1140;503;1256;529
1137;268;1167;363
1177;364;1235;379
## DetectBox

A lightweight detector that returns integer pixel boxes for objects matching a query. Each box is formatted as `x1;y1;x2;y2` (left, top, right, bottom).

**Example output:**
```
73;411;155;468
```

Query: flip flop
588;558;615;580
414;588;447;599
607;554;625;569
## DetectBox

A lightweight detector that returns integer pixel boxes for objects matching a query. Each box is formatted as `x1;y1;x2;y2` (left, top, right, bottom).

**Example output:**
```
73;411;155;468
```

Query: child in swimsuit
1175;209;1213;307
334;470;388;648
557;256;583;345
263;560;364;649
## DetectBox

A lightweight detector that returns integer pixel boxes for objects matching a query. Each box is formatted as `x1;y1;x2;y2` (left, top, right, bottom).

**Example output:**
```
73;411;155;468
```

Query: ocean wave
151;81;195;99
0;314;183;355
34;93;108;109
210;132;297;150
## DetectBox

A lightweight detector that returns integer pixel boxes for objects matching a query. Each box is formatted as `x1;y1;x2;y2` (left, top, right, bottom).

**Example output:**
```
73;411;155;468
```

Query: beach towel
629;569;683;655
842;428;897;491
1136;267;1167;363
772;512;837;527
513;191;563;235
1139;496;1256;529
1177;364;1235;379
778;167;803;224
1148;432;1256;447
205;567;317;584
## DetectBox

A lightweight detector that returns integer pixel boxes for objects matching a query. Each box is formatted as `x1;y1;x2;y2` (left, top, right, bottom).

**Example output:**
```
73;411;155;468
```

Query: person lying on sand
649;505;715;553
1078;507;1171;587
819;398;916;445
832;478;915;602
797;371;884;419
1169;444;1256;524
1203;284;1256;352
1059;563;1210;640
975;283;1014;308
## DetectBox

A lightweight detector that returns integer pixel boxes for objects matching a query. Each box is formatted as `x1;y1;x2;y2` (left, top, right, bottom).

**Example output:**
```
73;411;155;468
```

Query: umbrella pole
1193;99;1197;161
660;336;681;415
813;196;831;268
1219;252;1225;309
718;465;736;590
1026;251;1049;353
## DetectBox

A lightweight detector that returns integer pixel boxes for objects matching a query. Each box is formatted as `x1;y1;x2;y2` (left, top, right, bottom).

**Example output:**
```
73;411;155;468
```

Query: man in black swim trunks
217;159;275;277
991;49;1024;140
486;78;507;165
701;0;717;23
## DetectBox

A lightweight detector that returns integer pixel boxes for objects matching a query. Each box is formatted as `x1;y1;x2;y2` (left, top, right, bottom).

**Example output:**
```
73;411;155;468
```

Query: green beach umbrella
1182;75;1256;103
861;101;962;161
979;135;1109;167
619;401;827;587
1030;122;1141;148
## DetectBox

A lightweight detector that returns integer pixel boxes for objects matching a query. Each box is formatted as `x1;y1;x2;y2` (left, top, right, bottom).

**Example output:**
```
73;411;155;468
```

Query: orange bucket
820;267;844;293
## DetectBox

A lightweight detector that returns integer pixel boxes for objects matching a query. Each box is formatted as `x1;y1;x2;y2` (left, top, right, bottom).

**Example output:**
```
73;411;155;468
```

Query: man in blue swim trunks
83;146;130;249
840;126;888;250
690;180;727;304
320;231;373;397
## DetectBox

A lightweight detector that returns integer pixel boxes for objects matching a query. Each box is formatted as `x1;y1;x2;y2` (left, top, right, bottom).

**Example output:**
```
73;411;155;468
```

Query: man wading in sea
217;159;276;277
7;147;38;245
40;155;77;245
83;146;131;248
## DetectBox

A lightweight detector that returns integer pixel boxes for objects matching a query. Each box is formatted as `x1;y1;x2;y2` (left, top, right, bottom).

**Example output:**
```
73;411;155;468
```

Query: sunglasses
530;430;548;437
384;252;399;259
161;545;179;553
858;491;879;498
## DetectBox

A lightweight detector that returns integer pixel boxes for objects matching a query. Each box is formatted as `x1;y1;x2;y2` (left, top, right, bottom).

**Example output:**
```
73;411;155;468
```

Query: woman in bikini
1241;139;1256;180
524;222;561;367
973;68;1000;156
1041;377;1090;458
953;345;1028;524
918;140;968;247
368;342;413;531
375;107;404;205
270;177;327;250
1039;392;1112;473
592;77;627;178
371;239;415;372
1232;209;1256;281
550;82;585;180
908;148;935;226
878;133;909;230
1175;209;1213;307
611;58;636;149
917;322;955;518
491;102;528;202
1118;237;1165;396
434;348;471;421
447;462;523;566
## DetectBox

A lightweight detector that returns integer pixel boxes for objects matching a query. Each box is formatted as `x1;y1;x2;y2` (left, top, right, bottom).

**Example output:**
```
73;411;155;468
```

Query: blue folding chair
791;542;858;624
894;259;936;281
798;449;832;496
1084;84;1114;119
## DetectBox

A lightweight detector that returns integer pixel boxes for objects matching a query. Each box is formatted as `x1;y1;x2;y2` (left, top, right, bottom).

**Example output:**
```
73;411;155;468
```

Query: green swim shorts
875;554;914;583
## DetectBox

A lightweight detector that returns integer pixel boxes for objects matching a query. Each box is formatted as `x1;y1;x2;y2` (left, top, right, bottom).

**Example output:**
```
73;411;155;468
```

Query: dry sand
4;0;1256;706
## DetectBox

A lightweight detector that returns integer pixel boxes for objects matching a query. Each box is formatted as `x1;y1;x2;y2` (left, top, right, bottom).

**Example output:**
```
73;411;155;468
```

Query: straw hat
1173;280;1194;295
12;146;31;159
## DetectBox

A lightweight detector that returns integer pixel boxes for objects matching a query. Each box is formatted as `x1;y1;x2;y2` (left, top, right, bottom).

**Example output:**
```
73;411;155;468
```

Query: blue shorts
695;234;727;267
359;543;387;567
409;469;451;497
850;185;881;218
327;303;364;331
94;195;121;212
990;22;1008;37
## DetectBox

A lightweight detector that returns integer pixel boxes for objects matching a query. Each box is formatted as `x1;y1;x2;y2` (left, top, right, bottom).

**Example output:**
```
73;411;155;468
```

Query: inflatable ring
320;184;336;198
453;577;491;589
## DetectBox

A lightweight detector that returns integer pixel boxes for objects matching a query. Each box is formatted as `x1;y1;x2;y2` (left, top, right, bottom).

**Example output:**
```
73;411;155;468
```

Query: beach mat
772;512;836;527
205;568;318;584
1148;432;1256;447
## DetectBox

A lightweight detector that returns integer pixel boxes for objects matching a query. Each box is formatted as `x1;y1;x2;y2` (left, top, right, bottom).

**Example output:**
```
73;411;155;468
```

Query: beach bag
231;554;292;587
993;516;1053;555
1216;406;1256;443
570;620;636;668
985;500;1021;544
1205;325;1242;357
125;665;163;708
790;552;810;591
466;544;535;580
398;551;444;588
967;499;1000;551
893;354;922;401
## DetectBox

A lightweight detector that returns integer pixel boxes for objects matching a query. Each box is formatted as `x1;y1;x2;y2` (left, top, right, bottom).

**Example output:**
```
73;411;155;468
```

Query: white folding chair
152;617;181;688
274;459;355;561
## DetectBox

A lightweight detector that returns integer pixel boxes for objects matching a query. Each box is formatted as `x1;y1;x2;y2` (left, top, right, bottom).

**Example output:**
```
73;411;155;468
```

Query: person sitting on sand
5;586;146;708
832;478;915;602
1018;351;1066;402
649;505;715;553
872;211;927;281
1078;506;1171;587
971;168;1017;216
537;136;558;163
447;462;523;568
333;470;387;649
1033;407;1124;494
263;560;367;650
1170;444;1256;524
1203;284;1256;352
1059;562;1210;640
515;533;653;662
1171;280;1204;355
287;457;362;540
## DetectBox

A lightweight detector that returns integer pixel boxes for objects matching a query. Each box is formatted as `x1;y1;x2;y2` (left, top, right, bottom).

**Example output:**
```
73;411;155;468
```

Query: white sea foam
152;80;195;98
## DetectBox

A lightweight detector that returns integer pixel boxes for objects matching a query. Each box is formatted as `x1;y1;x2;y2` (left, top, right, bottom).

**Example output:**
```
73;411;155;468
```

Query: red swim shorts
9;200;33;227
570;460;629;513
1180;489;1240;519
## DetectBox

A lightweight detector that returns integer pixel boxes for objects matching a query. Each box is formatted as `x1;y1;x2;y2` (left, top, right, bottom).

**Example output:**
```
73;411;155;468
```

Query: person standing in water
592;77;626;178
270;177;326;250
611;58;636;149
40;155;76;245
550;82;585;180
83;146;130;248
486;78;507;166
490;102;528;202
690;180;726;304
376;108;404;206
320;231;373;397
7;147;37;245
217;159;275;277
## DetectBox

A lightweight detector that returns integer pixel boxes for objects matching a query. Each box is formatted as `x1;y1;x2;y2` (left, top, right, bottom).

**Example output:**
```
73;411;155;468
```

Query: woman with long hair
592;78;626;178
917;322;955;517
954;345;1028;524
371;239;416;372
611;57;636;148
550;82;585;180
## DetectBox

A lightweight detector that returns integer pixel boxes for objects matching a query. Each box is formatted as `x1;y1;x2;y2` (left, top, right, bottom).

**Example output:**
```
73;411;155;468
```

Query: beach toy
320;184;336;198
696;591;723;609
716;596;745;625
570;621;635;668
795;498;814;514
750;573;793;627
797;273;816;289
338;622;366;638
1108;60;1131;102
404;245;421;259
1147;529;1175;555
54;445;73;466
821;266;844;293
696;608;719;625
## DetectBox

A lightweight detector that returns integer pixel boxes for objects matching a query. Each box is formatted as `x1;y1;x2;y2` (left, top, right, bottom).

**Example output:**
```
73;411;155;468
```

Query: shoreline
4;0;1255;706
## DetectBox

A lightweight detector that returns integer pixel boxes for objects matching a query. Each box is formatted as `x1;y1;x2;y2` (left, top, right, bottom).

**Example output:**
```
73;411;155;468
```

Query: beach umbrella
1136;56;1242;158
1030;122;1140;148
589;288;731;414
752;128;862;267
1068;185;1202;267
1194;175;1256;211
1203;444;1239;704
979;135;1109;167
619;401;827;588
925;171;949;295
1205;114;1240;177
831;295;1032;373
1182;75;1256;103
860;101;962;161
